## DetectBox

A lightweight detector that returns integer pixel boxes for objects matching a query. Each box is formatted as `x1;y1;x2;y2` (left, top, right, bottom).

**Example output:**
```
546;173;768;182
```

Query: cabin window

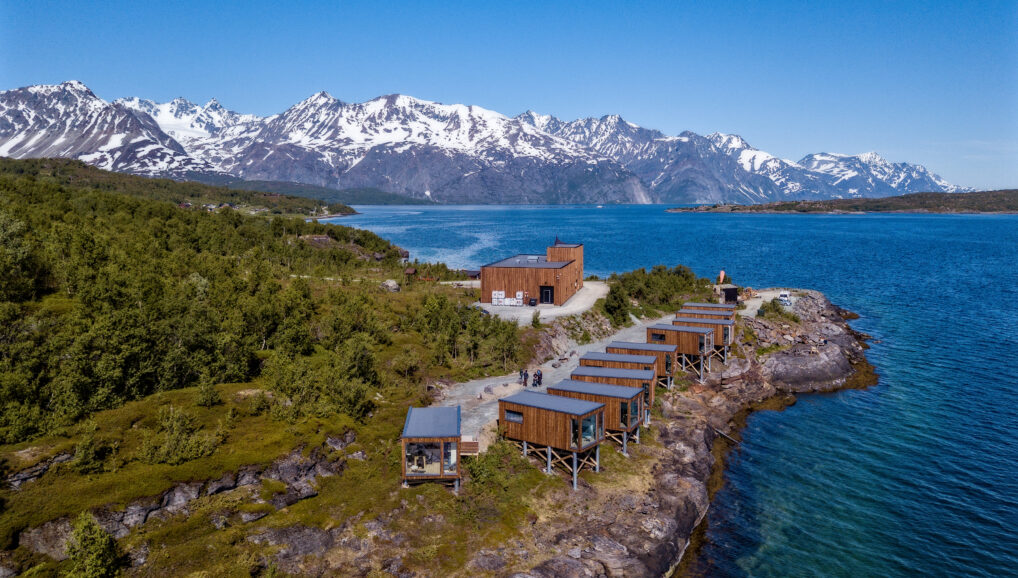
571;418;579;449
443;442;458;474
581;414;597;446
597;413;604;439
699;335;705;351
665;354;672;373
405;442;442;476
642;383;651;405
505;410;523;424
724;327;730;343
620;400;629;427
629;399;640;427
650;332;665;342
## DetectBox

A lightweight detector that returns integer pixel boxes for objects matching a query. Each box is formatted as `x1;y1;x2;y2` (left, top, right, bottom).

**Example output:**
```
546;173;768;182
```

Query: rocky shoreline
1;290;873;577
499;289;875;577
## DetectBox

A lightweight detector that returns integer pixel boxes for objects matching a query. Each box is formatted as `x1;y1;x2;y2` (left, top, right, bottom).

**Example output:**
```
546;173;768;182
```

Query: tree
66;512;121;577
195;373;222;408
603;284;630;326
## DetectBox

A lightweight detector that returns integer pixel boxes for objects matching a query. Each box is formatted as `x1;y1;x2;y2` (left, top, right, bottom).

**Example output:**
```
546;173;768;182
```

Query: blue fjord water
329;205;1018;577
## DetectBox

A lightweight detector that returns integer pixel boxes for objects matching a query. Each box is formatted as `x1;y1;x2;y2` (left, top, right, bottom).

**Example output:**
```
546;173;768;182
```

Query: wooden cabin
684;302;737;315
498;391;605;490
646;324;714;381
401;406;462;490
673;316;735;353
579;352;656;372
480;240;583;306
547;379;643;455
676;308;736;322
570;366;656;424
605;341;678;387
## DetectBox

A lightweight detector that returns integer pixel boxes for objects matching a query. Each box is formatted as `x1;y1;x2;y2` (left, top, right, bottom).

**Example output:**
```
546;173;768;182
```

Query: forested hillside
0;158;356;216
0;159;520;445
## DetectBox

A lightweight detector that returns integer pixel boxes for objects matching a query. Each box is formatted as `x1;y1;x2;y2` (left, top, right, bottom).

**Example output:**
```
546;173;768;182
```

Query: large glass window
443;442;458;474
405;442;442;476
642;383;651;405
650;332;665;343
505;410;523;424
665;354;672;373
571;418;578;449
581;414;597;446
621;400;629;427
629;399;640;427
724;327;730;343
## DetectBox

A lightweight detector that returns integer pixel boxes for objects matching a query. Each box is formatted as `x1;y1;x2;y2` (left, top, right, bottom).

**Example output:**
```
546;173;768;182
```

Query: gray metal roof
571;366;655;381
676;309;733;317
606;341;677;352
674;316;734;326
548;379;643;399
500;390;603;415
401;406;461;438
580;352;656;365
649;324;713;334
481;254;572;269
684;302;736;310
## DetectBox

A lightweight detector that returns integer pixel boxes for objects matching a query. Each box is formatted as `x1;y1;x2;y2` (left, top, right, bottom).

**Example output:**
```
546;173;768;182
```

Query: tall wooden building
673;316;735;362
498;391;604;490
646;324;714;381
605;341;679;388
400;406;462;491
569;366;656;424
480;239;583;306
547;379;643;455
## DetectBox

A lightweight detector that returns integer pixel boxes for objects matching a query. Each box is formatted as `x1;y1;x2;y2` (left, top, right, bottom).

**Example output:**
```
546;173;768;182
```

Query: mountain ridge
0;81;969;204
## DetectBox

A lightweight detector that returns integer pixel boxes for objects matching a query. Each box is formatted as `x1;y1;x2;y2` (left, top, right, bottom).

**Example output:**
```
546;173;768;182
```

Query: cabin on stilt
498;391;605;490
676;308;736;322
546;379;643;456
683;302;737;319
401;406;462;491
605;341;678;388
579;352;656;372
569;366;656;425
673;316;734;363
646;324;714;381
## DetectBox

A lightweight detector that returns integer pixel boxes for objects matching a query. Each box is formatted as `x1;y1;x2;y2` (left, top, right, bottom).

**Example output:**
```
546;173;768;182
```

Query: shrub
758;298;800;323
67;512;121;577
195;375;222;408
139;406;220;465
531;310;541;328
72;421;118;474
603;284;630;326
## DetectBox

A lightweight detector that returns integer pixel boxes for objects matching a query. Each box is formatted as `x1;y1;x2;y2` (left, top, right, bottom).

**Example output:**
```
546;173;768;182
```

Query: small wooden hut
605;341;679;388
676;308;736;322
673;316;735;362
569;366;656;425
646;324;714;381
498;391;605;490
684;302;737;316
401;406;462;491
579;352;656;372
547;379;643;455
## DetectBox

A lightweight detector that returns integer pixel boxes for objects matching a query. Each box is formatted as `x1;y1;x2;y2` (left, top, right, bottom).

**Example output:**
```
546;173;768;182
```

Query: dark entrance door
539;286;554;304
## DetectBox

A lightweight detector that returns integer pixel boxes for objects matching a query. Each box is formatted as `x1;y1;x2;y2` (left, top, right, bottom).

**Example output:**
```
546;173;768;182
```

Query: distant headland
667;189;1018;214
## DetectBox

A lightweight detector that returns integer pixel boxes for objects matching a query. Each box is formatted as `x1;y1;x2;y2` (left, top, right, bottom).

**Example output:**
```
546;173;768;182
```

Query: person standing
519;368;525;384
523;369;529;388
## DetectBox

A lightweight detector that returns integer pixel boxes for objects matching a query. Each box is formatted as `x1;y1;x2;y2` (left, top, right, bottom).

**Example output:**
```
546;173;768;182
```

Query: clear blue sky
1;0;1015;189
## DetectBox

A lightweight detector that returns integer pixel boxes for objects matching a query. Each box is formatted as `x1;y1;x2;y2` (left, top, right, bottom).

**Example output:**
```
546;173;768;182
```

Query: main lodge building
480;239;583;306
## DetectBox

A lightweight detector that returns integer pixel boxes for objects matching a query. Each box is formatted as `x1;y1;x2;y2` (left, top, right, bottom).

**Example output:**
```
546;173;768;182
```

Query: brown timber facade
547;380;644;455
480;241;583;306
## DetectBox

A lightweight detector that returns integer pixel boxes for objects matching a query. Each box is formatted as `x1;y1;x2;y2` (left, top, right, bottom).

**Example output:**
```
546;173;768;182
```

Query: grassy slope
677;189;1018;213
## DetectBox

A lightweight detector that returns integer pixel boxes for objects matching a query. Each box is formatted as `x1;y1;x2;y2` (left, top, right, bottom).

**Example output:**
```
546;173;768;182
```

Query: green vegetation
601;265;713;325
0;158;354;215
671;189;1018;214
758;298;801;324
224;180;434;206
0;158;522;445
67;513;122;577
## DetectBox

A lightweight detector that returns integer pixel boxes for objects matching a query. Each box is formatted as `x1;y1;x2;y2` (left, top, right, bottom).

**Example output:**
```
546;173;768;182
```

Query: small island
667;189;1018;214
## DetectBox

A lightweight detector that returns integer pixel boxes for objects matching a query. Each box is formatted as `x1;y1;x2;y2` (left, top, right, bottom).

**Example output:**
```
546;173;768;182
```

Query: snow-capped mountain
0;81;968;203
0;81;214;176
115;96;262;146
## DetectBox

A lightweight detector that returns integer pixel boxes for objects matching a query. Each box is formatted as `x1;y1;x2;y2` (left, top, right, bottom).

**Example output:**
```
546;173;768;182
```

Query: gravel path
437;311;675;441
476;281;610;326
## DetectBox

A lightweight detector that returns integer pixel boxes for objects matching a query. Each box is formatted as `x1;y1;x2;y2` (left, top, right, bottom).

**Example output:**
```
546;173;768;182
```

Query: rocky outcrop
17;440;349;560
5;452;72;490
